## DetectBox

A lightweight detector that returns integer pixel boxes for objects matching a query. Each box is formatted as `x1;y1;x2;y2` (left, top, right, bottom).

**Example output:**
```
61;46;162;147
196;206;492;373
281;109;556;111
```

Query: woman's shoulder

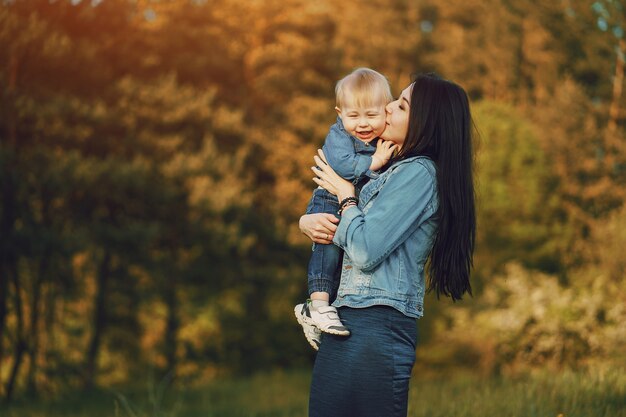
389;156;436;181
359;156;436;206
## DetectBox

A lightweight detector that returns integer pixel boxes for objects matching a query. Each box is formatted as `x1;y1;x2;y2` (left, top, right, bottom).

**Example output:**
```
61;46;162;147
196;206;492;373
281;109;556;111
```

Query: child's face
336;96;387;143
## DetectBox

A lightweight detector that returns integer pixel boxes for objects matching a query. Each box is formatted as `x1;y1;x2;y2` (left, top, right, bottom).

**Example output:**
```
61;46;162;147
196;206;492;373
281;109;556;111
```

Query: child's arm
322;122;372;181
369;140;397;171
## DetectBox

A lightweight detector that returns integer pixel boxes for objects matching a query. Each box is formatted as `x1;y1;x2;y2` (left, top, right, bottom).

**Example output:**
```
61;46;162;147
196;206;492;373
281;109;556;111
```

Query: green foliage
473;101;563;276
430;205;626;374
1;0;625;401
1;368;625;417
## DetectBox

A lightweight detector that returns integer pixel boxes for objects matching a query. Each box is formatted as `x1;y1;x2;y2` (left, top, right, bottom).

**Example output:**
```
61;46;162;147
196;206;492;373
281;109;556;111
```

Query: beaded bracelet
338;201;357;216
338;196;358;208
337;197;358;215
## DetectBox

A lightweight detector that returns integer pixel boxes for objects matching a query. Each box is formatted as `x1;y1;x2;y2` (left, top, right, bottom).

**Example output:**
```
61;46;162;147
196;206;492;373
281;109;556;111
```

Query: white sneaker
295;300;350;337
294;303;322;350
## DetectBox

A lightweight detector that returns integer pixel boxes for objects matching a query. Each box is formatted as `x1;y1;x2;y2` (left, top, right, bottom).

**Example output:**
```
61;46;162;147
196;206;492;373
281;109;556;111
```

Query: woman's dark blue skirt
309;305;418;417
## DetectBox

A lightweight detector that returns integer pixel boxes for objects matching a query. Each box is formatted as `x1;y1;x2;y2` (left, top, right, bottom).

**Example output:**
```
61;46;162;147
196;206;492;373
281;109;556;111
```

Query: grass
1;366;625;417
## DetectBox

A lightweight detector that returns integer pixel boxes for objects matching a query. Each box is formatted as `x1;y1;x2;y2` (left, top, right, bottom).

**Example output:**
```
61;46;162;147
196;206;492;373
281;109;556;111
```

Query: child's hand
370;140;398;171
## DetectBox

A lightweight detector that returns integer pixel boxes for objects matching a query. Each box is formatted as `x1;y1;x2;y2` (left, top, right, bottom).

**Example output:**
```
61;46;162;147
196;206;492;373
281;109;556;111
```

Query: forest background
1;0;625;405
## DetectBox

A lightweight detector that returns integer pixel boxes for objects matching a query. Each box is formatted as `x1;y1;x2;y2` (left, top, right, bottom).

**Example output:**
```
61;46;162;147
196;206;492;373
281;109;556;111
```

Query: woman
299;73;476;417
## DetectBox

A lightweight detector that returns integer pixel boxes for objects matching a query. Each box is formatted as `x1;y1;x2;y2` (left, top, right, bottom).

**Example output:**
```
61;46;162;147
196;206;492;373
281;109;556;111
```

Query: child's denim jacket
322;117;379;183
332;156;438;319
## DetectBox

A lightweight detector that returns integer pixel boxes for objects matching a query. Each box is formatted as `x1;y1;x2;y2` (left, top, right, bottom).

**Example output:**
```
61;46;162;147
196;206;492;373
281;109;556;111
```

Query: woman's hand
299;213;340;244
312;149;355;202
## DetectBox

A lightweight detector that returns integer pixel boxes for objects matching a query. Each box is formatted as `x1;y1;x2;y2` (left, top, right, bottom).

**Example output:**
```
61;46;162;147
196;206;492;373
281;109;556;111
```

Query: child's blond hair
335;68;393;109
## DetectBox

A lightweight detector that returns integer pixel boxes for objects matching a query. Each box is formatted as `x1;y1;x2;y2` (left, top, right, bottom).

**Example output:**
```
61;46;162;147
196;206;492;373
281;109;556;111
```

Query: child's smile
336;104;387;143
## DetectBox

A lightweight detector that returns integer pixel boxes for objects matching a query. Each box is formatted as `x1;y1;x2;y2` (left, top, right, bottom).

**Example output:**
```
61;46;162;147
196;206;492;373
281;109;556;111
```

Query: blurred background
1;0;625;414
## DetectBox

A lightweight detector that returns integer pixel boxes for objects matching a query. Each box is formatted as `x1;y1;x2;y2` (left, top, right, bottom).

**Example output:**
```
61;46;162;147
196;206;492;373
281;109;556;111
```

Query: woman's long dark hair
395;73;475;301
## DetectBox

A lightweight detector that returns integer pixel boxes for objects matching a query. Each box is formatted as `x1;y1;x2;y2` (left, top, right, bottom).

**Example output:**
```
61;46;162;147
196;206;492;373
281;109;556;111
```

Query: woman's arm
308;149;435;270
333;161;436;272
298;150;355;245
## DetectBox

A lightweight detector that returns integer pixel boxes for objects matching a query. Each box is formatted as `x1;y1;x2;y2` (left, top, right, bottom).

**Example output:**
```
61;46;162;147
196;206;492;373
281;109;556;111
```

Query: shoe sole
294;305;320;351
319;327;350;336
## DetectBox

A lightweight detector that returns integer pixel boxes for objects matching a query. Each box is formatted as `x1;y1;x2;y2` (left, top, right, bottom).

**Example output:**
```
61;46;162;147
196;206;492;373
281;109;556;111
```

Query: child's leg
298;190;349;336
305;189;342;297
307;242;342;301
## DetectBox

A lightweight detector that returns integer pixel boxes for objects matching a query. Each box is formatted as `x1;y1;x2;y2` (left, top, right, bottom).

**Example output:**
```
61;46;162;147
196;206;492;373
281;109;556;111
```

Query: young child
294;68;396;350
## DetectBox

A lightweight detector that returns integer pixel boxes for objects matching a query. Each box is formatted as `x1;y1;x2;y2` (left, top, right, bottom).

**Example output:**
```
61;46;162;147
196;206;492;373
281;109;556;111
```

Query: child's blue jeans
305;188;343;300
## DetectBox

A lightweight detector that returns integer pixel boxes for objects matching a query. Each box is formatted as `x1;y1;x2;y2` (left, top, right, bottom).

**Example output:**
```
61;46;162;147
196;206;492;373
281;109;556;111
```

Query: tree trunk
0;269;7;396
25;193;53;396
83;250;111;390
0;250;9;398
0;172;17;401
5;340;26;404
25;255;48;396
164;270;178;376
5;264;26;403
0;40;20;401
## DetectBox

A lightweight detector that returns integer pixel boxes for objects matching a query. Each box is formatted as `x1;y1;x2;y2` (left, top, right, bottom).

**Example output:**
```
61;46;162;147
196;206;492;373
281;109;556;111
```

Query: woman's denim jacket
332;156;438;319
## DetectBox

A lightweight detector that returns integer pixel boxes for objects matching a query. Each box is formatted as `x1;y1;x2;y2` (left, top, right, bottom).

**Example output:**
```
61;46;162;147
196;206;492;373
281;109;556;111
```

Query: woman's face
380;84;412;147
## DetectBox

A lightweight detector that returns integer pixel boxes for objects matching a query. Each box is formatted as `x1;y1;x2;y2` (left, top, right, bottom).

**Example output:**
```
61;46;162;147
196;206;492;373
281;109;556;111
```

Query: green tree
473;101;563;278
